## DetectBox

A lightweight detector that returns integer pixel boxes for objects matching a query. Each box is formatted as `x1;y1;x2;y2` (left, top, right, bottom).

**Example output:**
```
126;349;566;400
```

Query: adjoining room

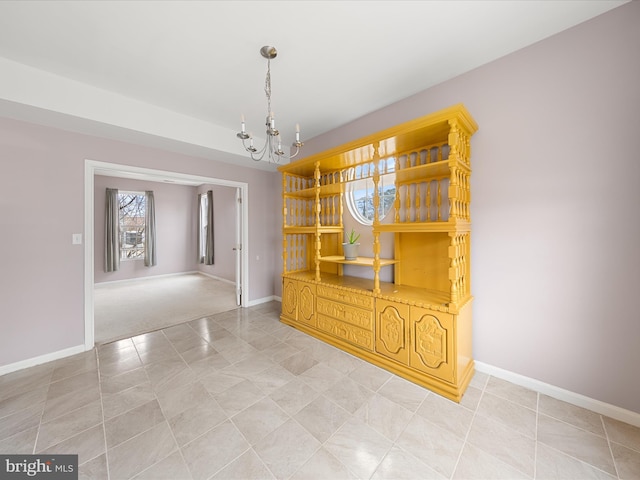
93;172;242;344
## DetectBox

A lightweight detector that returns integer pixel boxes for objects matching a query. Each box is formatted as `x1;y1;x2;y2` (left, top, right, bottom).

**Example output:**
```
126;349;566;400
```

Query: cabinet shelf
395;158;470;184
283;226;344;234
374;220;471;233
318;183;343;196
285;183;344;197
318;226;344;234
283;187;315;198
282;226;315;234
319;255;397;267
396;160;449;182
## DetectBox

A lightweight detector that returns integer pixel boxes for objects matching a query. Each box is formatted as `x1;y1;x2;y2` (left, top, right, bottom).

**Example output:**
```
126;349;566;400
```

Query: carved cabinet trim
375;299;409;364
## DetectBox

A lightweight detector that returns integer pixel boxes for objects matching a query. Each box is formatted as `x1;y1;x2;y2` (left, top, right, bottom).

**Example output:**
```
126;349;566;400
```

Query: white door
234;187;242;306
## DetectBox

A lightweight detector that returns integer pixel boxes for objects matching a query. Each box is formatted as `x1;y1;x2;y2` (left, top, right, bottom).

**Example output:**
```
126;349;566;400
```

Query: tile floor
1;301;639;479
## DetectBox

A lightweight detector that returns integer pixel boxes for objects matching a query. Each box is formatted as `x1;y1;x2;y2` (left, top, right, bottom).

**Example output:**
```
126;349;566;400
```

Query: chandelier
237;46;303;163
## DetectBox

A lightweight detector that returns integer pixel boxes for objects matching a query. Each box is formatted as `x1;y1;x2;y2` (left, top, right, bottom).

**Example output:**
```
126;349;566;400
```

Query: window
198;193;209;261
118;192;146;260
345;158;396;225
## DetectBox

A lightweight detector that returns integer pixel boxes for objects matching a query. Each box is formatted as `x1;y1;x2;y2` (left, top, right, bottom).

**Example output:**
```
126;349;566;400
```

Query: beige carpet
94;273;238;345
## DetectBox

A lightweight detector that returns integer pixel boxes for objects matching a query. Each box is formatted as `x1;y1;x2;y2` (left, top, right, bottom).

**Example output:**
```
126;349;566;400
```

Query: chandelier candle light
237;46;303;163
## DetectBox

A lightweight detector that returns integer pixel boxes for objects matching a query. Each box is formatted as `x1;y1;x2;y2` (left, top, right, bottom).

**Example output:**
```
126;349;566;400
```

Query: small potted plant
342;228;361;260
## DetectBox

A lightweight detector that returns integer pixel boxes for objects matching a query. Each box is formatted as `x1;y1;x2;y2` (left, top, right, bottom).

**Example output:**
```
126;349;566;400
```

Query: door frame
84;159;250;349
235;187;243;306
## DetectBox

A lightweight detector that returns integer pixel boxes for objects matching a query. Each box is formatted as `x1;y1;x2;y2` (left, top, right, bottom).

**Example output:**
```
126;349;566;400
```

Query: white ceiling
0;1;628;170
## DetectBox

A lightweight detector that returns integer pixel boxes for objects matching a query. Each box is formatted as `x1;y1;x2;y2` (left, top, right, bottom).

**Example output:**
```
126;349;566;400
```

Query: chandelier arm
270;135;284;162
253;144;269;162
240;136;267;161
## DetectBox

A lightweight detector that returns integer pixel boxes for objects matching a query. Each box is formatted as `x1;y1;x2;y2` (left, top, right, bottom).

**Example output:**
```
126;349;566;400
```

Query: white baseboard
196;271;236;285
95;270;201;286
475;361;640;428
0;344;88;377
96;271;237;287
247;295;279;307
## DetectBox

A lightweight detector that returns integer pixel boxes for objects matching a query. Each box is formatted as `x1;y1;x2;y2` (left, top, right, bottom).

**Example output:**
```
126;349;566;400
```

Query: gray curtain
104;188;120;272
197;193;204;263
204;190;214;265
144;190;157;266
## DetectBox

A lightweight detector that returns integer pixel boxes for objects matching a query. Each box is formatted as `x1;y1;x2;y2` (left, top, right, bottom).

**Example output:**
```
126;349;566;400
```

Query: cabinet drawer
316;285;374;309
317;314;373;351
317;297;372;329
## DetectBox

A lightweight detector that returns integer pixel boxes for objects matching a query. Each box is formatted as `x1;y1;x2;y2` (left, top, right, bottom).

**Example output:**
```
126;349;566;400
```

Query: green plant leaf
347;228;360;244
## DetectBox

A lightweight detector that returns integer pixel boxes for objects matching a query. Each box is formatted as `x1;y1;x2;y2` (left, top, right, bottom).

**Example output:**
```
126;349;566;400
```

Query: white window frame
345;160;396;225
198;193;208;261
118;190;146;261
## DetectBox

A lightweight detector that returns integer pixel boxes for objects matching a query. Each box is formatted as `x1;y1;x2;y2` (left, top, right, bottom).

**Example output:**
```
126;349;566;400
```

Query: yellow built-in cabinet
278;104;477;401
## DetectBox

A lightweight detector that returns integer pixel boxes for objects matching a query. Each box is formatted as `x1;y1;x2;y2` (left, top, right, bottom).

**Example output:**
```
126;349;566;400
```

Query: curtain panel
198;191;215;265
205;190;215;265
104;188;120;272
144;190;157;267
197;193;204;263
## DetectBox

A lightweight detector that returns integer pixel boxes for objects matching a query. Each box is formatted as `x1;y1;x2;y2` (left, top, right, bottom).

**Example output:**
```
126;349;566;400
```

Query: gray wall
0;120;280;368
298;2;640;413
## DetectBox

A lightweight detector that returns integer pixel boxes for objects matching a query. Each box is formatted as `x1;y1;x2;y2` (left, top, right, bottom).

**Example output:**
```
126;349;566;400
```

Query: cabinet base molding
281;315;475;403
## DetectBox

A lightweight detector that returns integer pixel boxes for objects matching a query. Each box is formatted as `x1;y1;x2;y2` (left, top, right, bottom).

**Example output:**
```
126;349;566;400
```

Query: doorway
84;160;249;349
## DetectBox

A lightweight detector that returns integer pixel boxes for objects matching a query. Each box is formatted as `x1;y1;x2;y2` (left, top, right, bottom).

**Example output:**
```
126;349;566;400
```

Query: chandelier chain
265;59;272;116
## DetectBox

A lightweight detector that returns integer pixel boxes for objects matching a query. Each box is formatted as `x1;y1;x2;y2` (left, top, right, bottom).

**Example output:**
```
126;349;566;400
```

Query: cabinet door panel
298;281;316;327
282;278;298;321
409;307;455;383
375;299;409;365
